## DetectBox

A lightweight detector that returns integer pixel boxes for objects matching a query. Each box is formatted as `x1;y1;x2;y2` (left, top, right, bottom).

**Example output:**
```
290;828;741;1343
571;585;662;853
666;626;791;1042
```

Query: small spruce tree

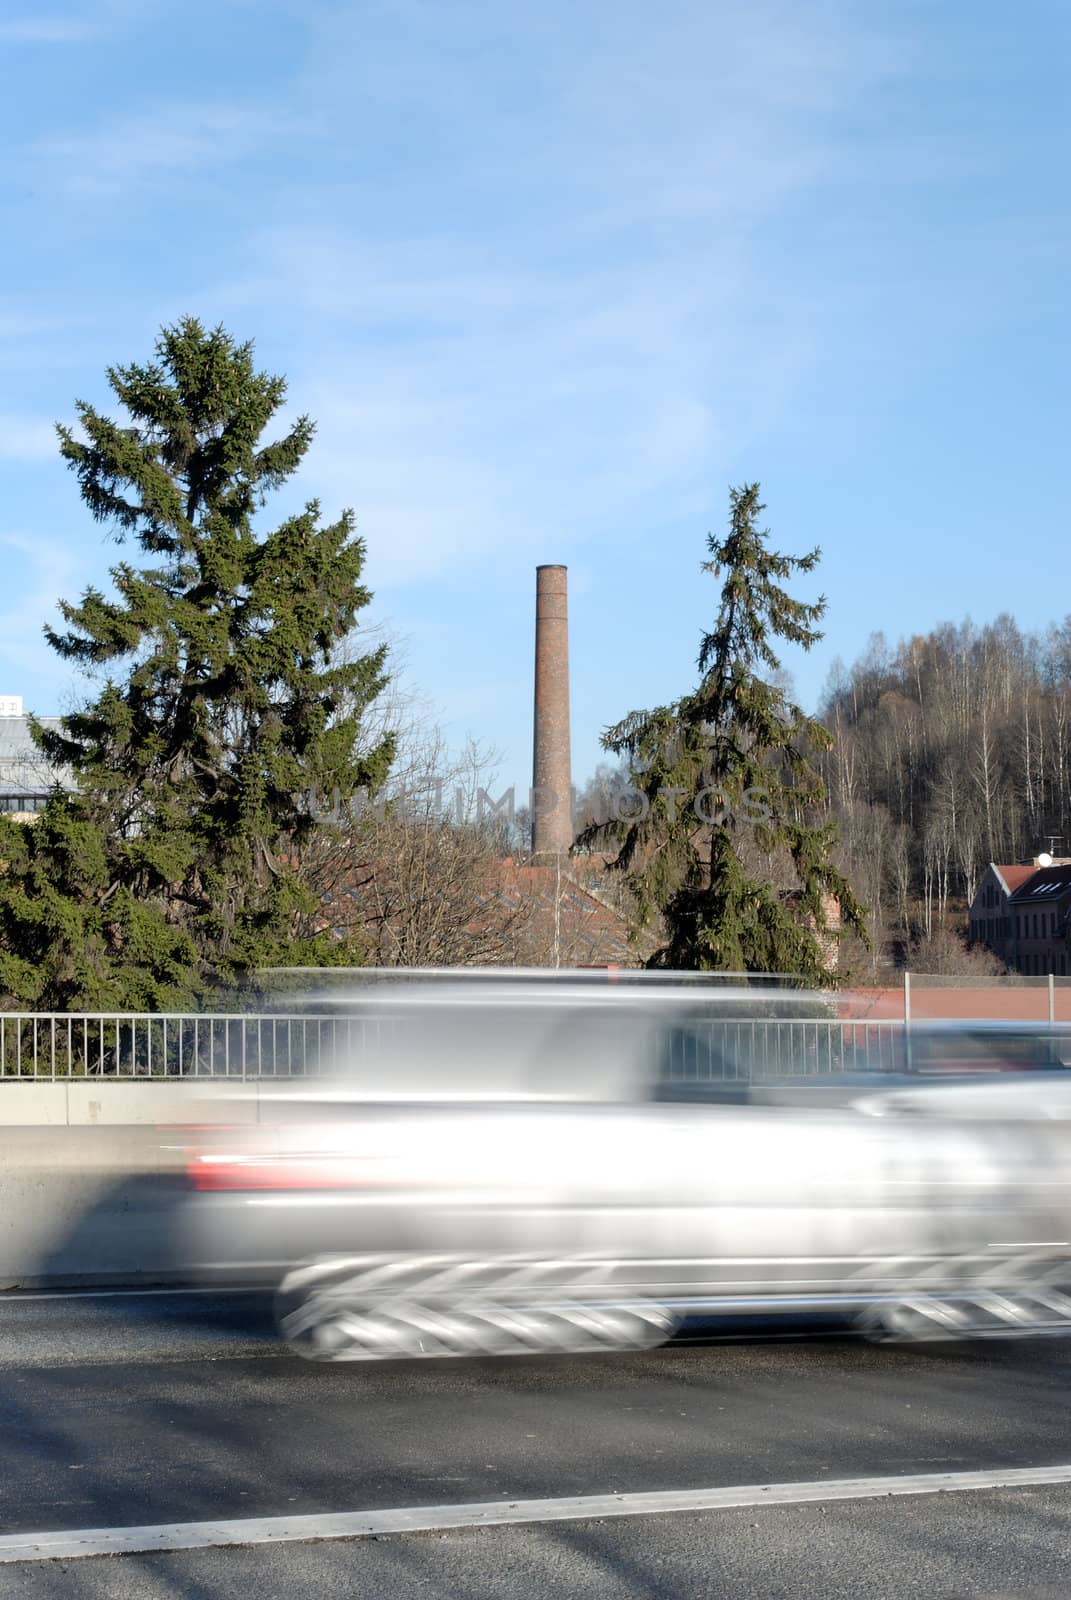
0;318;393;1010
577;484;866;981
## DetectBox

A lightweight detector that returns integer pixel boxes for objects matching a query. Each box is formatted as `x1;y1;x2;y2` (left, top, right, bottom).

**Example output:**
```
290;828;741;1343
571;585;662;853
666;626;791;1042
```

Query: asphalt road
1;1291;1070;1596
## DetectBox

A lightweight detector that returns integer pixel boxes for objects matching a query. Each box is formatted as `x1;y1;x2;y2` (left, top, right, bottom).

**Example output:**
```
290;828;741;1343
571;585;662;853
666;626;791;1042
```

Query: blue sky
2;0;1069;795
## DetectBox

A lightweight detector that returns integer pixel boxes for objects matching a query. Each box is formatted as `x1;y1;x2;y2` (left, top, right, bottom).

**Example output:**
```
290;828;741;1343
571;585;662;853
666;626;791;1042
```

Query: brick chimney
818;889;842;970
532;564;572;857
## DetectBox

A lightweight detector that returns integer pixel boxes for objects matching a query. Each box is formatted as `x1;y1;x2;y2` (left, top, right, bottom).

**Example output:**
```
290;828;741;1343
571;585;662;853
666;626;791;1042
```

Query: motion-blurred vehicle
888;1019;1071;1076
172;977;1071;1360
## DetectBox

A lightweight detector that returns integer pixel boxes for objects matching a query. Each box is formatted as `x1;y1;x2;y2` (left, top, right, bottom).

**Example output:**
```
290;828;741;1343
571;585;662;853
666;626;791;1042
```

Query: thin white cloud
37;103;299;191
234;226;801;586
0;16;93;42
187;0;900;586
0;314;65;340
0;416;59;464
6;1;909;626
0;533;86;687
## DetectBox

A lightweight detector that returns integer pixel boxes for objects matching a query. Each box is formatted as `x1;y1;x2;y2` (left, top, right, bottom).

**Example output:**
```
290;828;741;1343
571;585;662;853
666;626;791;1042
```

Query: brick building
1007;863;1071;976
969;859;1071;975
968;863;1040;966
476;858;639;967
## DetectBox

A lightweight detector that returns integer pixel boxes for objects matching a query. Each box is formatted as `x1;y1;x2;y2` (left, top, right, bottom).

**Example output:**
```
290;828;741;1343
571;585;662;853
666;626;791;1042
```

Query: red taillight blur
188;1155;381;1192
181;1125;394;1192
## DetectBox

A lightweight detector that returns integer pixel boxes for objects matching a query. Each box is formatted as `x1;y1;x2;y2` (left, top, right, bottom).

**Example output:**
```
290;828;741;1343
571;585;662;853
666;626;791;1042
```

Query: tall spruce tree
0;318;393;1010
578;484;865;980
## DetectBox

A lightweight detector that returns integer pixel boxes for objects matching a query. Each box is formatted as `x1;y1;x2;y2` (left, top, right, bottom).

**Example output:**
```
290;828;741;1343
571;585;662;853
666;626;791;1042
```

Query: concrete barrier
0;1124;192;1288
0;1082;258;1127
0;1081;358;1287
0;1086;266;1288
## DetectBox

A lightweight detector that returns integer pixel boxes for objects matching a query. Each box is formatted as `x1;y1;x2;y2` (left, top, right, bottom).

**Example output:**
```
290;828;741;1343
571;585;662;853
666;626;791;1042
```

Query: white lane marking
2;1463;1071;1564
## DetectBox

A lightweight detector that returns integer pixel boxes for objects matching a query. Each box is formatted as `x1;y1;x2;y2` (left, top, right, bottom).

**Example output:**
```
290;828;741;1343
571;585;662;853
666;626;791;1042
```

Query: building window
0;794;47;814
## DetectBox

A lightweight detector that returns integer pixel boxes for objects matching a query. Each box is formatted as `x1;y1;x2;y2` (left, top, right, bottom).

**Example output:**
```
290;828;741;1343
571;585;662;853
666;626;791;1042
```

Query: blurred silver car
173;977;1071;1359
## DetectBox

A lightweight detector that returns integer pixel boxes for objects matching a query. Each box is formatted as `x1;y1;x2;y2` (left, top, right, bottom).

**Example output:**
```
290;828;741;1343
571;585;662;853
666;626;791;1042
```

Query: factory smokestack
532;564;572;857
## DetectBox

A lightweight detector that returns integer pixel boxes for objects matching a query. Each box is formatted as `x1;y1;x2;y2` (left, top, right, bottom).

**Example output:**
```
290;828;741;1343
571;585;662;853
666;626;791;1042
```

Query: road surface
0;1291;1069;1596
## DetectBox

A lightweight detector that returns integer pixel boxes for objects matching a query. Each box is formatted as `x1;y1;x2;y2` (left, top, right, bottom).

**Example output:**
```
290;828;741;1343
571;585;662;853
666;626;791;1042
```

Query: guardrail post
1050;972;1056;1025
904;969;913;1073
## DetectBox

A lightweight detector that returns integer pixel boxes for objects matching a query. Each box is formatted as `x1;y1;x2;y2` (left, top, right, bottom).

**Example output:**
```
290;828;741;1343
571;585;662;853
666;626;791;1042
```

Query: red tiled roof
993;864;1038;894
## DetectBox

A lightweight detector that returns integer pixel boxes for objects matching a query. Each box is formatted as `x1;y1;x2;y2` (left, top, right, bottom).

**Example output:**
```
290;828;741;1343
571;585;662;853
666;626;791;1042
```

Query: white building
0;696;67;818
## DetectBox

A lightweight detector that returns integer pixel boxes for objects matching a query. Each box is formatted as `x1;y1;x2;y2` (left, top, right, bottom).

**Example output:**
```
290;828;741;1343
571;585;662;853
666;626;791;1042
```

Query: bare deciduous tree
909;926;1008;977
818;612;1071;957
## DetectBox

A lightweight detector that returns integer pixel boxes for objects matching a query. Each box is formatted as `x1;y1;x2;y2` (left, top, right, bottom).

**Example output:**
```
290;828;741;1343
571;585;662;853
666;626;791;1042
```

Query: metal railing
661;1018;904;1085
0;1010;905;1082
0;1012;409;1081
